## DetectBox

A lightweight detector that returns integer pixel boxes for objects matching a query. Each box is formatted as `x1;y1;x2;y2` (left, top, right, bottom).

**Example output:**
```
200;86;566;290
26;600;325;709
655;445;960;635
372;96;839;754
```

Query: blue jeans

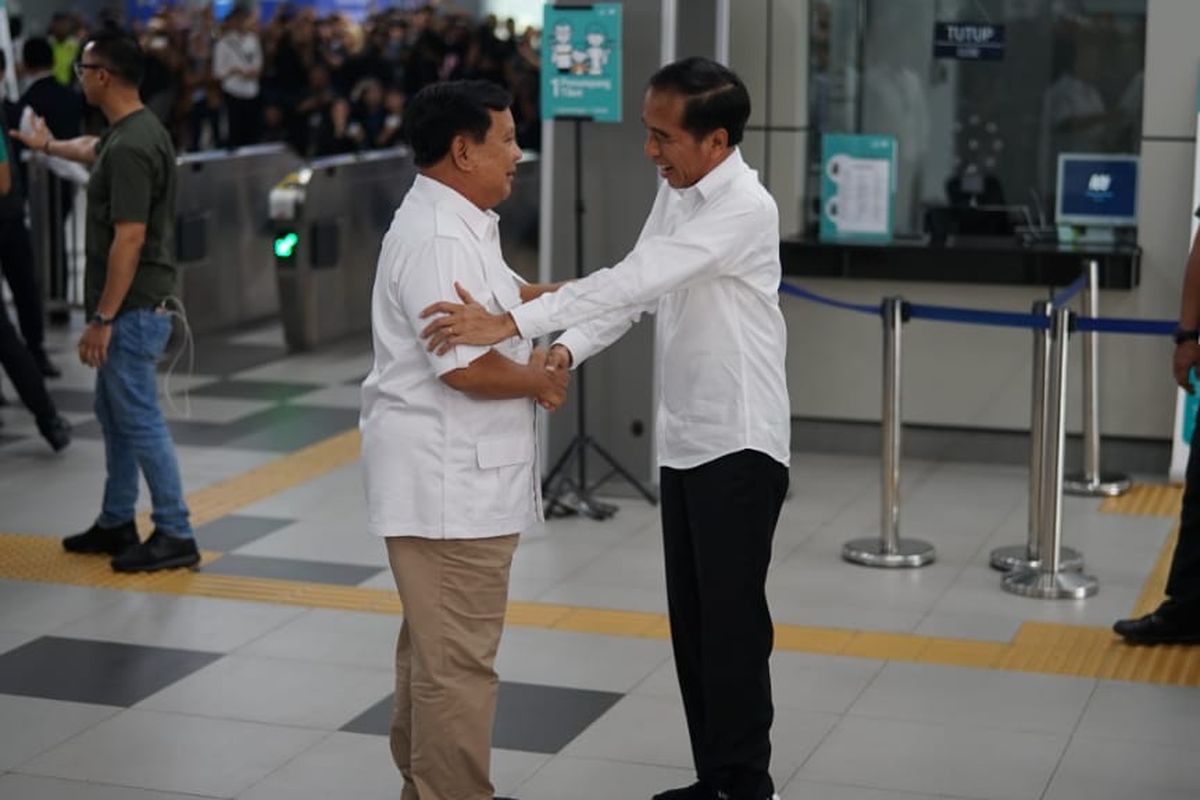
94;308;193;538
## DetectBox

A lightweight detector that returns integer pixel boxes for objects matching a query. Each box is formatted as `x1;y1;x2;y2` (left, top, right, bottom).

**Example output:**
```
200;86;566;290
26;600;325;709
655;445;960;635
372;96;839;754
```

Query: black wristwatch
89;312;115;327
1173;327;1200;345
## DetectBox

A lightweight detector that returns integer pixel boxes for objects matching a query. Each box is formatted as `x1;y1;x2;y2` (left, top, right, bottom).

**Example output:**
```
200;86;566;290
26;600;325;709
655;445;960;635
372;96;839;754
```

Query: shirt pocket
461;433;537;526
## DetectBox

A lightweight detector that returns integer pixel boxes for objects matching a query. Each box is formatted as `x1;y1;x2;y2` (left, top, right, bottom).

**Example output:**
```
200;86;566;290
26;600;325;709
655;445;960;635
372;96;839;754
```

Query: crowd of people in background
10;4;542;159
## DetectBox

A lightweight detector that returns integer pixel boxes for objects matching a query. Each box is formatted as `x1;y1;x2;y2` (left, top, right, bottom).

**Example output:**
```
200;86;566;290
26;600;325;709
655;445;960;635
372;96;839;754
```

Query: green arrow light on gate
274;231;299;259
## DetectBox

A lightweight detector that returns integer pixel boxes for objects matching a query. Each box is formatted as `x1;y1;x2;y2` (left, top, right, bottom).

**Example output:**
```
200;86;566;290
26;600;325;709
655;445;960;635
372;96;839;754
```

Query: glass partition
808;0;1147;238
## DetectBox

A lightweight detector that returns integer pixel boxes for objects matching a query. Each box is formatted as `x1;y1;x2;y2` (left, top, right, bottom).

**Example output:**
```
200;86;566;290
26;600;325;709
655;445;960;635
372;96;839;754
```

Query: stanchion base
988;544;1084;573
1001;567;1098;599
1063;472;1132;497
843;538;936;568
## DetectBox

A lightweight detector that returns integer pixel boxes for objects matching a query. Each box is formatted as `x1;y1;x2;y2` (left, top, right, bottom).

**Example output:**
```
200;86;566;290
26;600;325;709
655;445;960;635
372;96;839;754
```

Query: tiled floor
0;318;1196;799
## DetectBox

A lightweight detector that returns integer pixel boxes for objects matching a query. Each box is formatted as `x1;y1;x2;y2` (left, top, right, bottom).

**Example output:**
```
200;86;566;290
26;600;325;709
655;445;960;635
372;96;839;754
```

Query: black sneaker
37;415;71;452
653;784;714;800
63;520;140;555
111;529;200;573
1114;604;1200;645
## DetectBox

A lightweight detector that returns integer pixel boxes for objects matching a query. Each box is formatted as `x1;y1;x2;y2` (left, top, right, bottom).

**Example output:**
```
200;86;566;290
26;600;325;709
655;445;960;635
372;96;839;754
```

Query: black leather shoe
111;529;200;572
653;783;714;800
1114;606;1200;645
37;415;71;452
63;520;140;555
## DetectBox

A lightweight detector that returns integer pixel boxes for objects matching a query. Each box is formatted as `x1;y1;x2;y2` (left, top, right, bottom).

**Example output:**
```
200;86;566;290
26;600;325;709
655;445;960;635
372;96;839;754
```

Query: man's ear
710;127;729;151
449;134;473;171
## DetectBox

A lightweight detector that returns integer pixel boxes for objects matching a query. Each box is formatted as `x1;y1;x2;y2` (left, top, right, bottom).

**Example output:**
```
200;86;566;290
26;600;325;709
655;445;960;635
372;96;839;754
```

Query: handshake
531;344;572;413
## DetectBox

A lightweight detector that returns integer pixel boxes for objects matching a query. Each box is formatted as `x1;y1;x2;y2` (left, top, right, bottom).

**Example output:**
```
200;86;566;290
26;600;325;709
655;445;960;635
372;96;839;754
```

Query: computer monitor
1055;153;1139;228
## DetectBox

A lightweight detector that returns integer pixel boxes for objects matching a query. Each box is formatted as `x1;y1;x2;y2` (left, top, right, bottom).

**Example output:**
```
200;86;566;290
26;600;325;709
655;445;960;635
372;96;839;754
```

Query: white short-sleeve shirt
360;174;541;539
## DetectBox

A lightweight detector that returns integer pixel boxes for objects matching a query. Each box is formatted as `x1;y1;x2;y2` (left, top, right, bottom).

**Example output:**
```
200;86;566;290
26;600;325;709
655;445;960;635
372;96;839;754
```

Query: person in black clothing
1114;206;1200;645
18;37;83;327
0;49;59;379
0;117;69;452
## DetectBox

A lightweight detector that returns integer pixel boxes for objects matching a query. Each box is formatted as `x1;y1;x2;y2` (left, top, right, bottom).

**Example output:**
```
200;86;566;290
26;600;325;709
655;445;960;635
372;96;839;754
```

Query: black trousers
224;93;261;149
660;449;789;800
1167;406;1200;612
0;287;54;422
0;217;46;357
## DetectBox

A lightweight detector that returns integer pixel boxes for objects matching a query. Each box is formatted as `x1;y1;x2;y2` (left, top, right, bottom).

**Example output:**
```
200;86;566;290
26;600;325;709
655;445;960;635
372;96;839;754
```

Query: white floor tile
135;654;393;730
801;716;1068;800
0;774;209;800
0;580;124;635
0;695;118;771
848;662;1096;734
515;755;693;800
496;626;671;693
1074;680;1200;745
20;708;326;797
1043;735;1200;800
236;608;399;669
782;777;964;800
54;594;304;653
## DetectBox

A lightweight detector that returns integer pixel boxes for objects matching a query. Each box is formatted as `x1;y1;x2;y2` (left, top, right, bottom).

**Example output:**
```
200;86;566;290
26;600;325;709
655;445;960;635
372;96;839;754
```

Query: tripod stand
541;119;658;520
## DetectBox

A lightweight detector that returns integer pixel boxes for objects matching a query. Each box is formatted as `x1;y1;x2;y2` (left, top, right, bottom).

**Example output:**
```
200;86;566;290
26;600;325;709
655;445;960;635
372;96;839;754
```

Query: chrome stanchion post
843;297;936;568
991;301;1083;572
1064;259;1131;496
1003;306;1098;598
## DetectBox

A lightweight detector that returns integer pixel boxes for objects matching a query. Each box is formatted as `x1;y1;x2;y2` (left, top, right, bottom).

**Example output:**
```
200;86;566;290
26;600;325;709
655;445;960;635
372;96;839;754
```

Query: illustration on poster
552;22;574;73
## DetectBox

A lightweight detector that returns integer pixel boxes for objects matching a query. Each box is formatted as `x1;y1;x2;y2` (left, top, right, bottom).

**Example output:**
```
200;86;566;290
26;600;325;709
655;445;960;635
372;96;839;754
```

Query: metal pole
1064;259;1131;496
843;297;935;568
1003;307;1098;599
991;301;1082;572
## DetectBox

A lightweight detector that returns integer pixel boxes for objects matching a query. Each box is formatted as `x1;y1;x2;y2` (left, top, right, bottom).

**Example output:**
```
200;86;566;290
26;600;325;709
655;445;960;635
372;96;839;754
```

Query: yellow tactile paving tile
6;529;1200;686
1099;482;1182;518
8;441;1200;688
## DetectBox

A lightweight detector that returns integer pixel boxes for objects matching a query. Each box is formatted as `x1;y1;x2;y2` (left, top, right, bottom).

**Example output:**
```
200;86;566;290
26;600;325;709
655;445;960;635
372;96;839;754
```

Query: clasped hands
421;283;573;412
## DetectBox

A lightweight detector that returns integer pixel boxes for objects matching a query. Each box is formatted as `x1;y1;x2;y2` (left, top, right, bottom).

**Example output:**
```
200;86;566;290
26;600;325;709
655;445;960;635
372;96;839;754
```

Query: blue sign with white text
934;22;1005;61
541;3;622;123
820;134;896;244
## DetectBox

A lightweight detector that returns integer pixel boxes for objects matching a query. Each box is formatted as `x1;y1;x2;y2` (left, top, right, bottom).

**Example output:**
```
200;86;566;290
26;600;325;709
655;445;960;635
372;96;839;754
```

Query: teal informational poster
540;3;622;123
819;133;897;243
1169;67;1200;481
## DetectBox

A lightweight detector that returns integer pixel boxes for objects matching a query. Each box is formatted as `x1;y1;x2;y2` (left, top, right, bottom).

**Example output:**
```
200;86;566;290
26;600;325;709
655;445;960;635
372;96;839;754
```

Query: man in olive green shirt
13;30;198;572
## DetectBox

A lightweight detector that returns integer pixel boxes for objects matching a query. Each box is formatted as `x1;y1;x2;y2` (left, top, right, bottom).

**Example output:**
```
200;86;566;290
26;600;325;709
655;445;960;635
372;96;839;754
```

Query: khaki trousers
386;533;519;800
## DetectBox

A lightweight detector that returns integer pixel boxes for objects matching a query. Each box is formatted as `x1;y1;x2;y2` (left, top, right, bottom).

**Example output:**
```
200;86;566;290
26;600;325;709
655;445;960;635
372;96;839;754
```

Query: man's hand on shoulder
421;282;519;354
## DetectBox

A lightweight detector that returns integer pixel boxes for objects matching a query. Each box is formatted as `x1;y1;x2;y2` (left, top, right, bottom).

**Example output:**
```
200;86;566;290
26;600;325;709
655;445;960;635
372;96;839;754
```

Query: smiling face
641;88;728;189
460;108;522;209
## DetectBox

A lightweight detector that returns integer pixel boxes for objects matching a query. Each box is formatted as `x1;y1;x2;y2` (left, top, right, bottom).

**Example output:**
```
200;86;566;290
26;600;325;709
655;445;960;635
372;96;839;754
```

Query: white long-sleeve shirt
511;148;791;470
213;32;262;99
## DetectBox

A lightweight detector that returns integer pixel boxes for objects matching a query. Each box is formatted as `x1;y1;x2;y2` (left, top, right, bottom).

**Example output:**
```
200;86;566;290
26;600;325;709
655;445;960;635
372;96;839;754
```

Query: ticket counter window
807;0;1147;239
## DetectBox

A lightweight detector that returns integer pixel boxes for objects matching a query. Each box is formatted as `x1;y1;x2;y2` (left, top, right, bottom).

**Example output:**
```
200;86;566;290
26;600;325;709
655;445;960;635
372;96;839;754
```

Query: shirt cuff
551;329;594;369
510;298;554;340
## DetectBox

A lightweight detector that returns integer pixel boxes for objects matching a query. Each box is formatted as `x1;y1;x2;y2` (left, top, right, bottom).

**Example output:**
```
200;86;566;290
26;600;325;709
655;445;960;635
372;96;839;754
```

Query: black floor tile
190;379;323;402
342;681;623;754
222;406;360;452
202;553;385;586
194;515;294;552
71;404;358;451
0;636;221;707
189;342;289;376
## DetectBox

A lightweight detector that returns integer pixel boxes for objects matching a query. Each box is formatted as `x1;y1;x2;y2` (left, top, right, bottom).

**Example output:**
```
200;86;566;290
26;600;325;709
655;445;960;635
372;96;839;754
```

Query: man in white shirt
360;80;567;800
419;58;790;800
212;6;262;148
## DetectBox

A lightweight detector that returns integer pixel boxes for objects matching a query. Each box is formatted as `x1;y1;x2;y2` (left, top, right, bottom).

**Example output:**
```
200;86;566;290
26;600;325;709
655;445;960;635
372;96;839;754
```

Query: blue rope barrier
1076;317;1175;336
1050;274;1088;308
778;281;1175;336
907;303;1051;330
778;282;881;316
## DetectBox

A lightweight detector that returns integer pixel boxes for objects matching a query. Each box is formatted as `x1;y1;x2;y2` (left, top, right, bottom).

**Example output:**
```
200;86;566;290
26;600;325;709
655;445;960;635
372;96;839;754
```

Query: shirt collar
684;147;746;202
413;173;499;240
